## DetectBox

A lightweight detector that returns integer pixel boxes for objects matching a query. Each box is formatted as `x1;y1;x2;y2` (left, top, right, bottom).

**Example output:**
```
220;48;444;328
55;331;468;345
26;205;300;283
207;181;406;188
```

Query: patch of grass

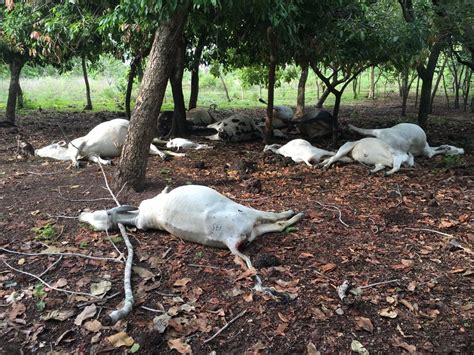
31;223;56;241
195;251;203;259
110;235;123;244
440;155;464;169
79;241;89;248
33;284;47;312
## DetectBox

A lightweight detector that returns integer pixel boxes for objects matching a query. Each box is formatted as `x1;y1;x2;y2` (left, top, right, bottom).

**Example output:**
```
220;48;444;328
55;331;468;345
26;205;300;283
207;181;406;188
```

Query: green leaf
129;343;141;353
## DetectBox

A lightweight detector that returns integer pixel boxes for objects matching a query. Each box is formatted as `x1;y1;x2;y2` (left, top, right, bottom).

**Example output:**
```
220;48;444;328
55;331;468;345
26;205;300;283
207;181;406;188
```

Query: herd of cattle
23;104;467;295
34;103;464;175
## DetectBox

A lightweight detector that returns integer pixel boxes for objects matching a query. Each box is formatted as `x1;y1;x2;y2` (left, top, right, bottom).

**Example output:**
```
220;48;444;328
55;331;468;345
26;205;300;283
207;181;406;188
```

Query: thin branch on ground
0;247;122;263
27;171;60;176
314;201;349;227
405;227;454;238
188;263;222;270
141;306;166;313
97;162;134;324
360;279;400;289
57;186;114;203
203;310;247;344
3;261;99;298
34;256;63;280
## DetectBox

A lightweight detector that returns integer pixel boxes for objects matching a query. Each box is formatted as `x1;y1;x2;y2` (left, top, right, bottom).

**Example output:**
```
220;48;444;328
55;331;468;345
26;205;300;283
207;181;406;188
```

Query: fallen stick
3;260;99;298
203;310;247;344
0;247;122;263
405;227;454;238
97;162;134;324
314;201;349;227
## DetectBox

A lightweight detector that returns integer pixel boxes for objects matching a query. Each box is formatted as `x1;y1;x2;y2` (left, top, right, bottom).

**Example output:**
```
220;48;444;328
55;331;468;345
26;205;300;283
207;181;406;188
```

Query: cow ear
58;140;67;146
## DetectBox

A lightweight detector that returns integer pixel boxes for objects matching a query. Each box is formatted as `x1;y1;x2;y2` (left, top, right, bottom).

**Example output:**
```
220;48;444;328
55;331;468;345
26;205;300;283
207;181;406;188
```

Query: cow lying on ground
277;108;334;139
259;98;294;129
166;138;211;151
206;113;263;142
264;139;343;167
349;123;464;158
79;184;304;295
35;119;170;167
321;137;415;175
186;104;217;126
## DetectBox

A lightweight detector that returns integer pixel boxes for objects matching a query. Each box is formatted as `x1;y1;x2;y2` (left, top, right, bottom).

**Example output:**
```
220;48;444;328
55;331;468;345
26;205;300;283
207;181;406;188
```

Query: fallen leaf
132;266;156;281
386;296;396;304
320;263;337;273
379;308;398;318
41;309;75;321
449;268;466;274
40;245;63;254
69;185;80;189
74;304;96;326
275;322;288;336
90;280;112;297
52;278;68;288
107;331;135;348
351;340;369;355
18;258;25;265
243;293;253;302
129;343;141;353
31;210;41;216
277;312;289;323
299;252;314;258
235;268;256;281
400;299;415;312
154;313;171;333
245;340;266;354
407;281;417;292
8;303;26;320
168;338;192;354
307;342;320;355
401;259;414;267
355;316;373;333
84;319;102;332
174;278;192;287
392;336;416;353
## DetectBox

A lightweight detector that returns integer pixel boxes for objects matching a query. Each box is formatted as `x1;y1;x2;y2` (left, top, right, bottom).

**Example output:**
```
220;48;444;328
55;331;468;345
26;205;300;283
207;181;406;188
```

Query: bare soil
0;96;473;354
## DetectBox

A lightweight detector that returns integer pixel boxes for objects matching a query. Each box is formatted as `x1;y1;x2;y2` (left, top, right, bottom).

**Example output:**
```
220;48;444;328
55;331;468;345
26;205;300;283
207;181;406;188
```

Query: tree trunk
115;8;188;191
442;72;450;108
17;82;24;110
416;41;443;128
414;76;419;108
295;63;308;118
169;37;187;138
461;68;472;111
81;55;93;110
471;96;474;113
5;58;24;125
316;78;320;100
352;77;358;99
331;93;342;146
188;36;206;110
368;66;375;99
125;55;141;119
264;26;277;144
401;71;409;117
316;87;330;108
219;71;231;102
448;54;462;109
430;56;447;113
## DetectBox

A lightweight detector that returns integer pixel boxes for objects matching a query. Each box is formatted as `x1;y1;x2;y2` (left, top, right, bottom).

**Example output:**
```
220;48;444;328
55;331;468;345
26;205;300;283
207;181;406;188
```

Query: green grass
0;64;400;113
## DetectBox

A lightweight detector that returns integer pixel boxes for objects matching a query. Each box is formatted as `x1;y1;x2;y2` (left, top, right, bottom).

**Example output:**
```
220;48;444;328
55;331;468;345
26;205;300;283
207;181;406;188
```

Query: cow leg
369;164;386;174
71;141;87;168
384;155;403;176
321;141;357;168
88;155;112;165
253;209;296;223
149;145;167;159
249;212;304;242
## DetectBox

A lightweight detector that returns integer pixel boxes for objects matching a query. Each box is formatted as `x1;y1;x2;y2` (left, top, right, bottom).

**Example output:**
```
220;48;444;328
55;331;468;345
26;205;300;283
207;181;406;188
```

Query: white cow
35;119;167;167
166;138;211;151
259;98;294;129
321;137;415;175
264;139;342;167
349;123;464;158
79;185;304;295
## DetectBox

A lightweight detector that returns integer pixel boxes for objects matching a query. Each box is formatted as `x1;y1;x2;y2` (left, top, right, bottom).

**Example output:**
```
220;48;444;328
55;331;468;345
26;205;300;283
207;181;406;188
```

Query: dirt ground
0;96;473;354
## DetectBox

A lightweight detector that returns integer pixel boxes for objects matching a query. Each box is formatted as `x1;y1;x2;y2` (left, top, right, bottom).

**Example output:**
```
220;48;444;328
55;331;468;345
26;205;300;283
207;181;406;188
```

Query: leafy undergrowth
0;98;472;354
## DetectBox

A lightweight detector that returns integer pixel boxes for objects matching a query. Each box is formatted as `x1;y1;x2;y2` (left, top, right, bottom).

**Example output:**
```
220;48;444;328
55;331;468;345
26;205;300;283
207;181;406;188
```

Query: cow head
35;141;71;161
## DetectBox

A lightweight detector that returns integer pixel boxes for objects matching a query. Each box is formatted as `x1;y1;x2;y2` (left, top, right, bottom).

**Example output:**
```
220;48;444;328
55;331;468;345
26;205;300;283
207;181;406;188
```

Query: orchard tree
114;1;190;191
0;2;47;125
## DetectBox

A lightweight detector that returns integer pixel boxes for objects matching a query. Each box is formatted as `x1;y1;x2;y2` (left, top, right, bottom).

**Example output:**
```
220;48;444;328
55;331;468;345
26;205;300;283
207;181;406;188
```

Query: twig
0;247;122;263
57;186;114;203
405;227;454;238
34;256;63;280
203;310;247;344
97;163;134;324
3;261;99;298
141;306;166;313
188;263;221;270
360;279;400;289
27;171;60;176
314;201;349;227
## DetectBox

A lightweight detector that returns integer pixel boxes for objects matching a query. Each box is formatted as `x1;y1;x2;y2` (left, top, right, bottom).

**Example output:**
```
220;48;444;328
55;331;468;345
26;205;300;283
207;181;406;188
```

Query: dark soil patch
0;97;473;354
